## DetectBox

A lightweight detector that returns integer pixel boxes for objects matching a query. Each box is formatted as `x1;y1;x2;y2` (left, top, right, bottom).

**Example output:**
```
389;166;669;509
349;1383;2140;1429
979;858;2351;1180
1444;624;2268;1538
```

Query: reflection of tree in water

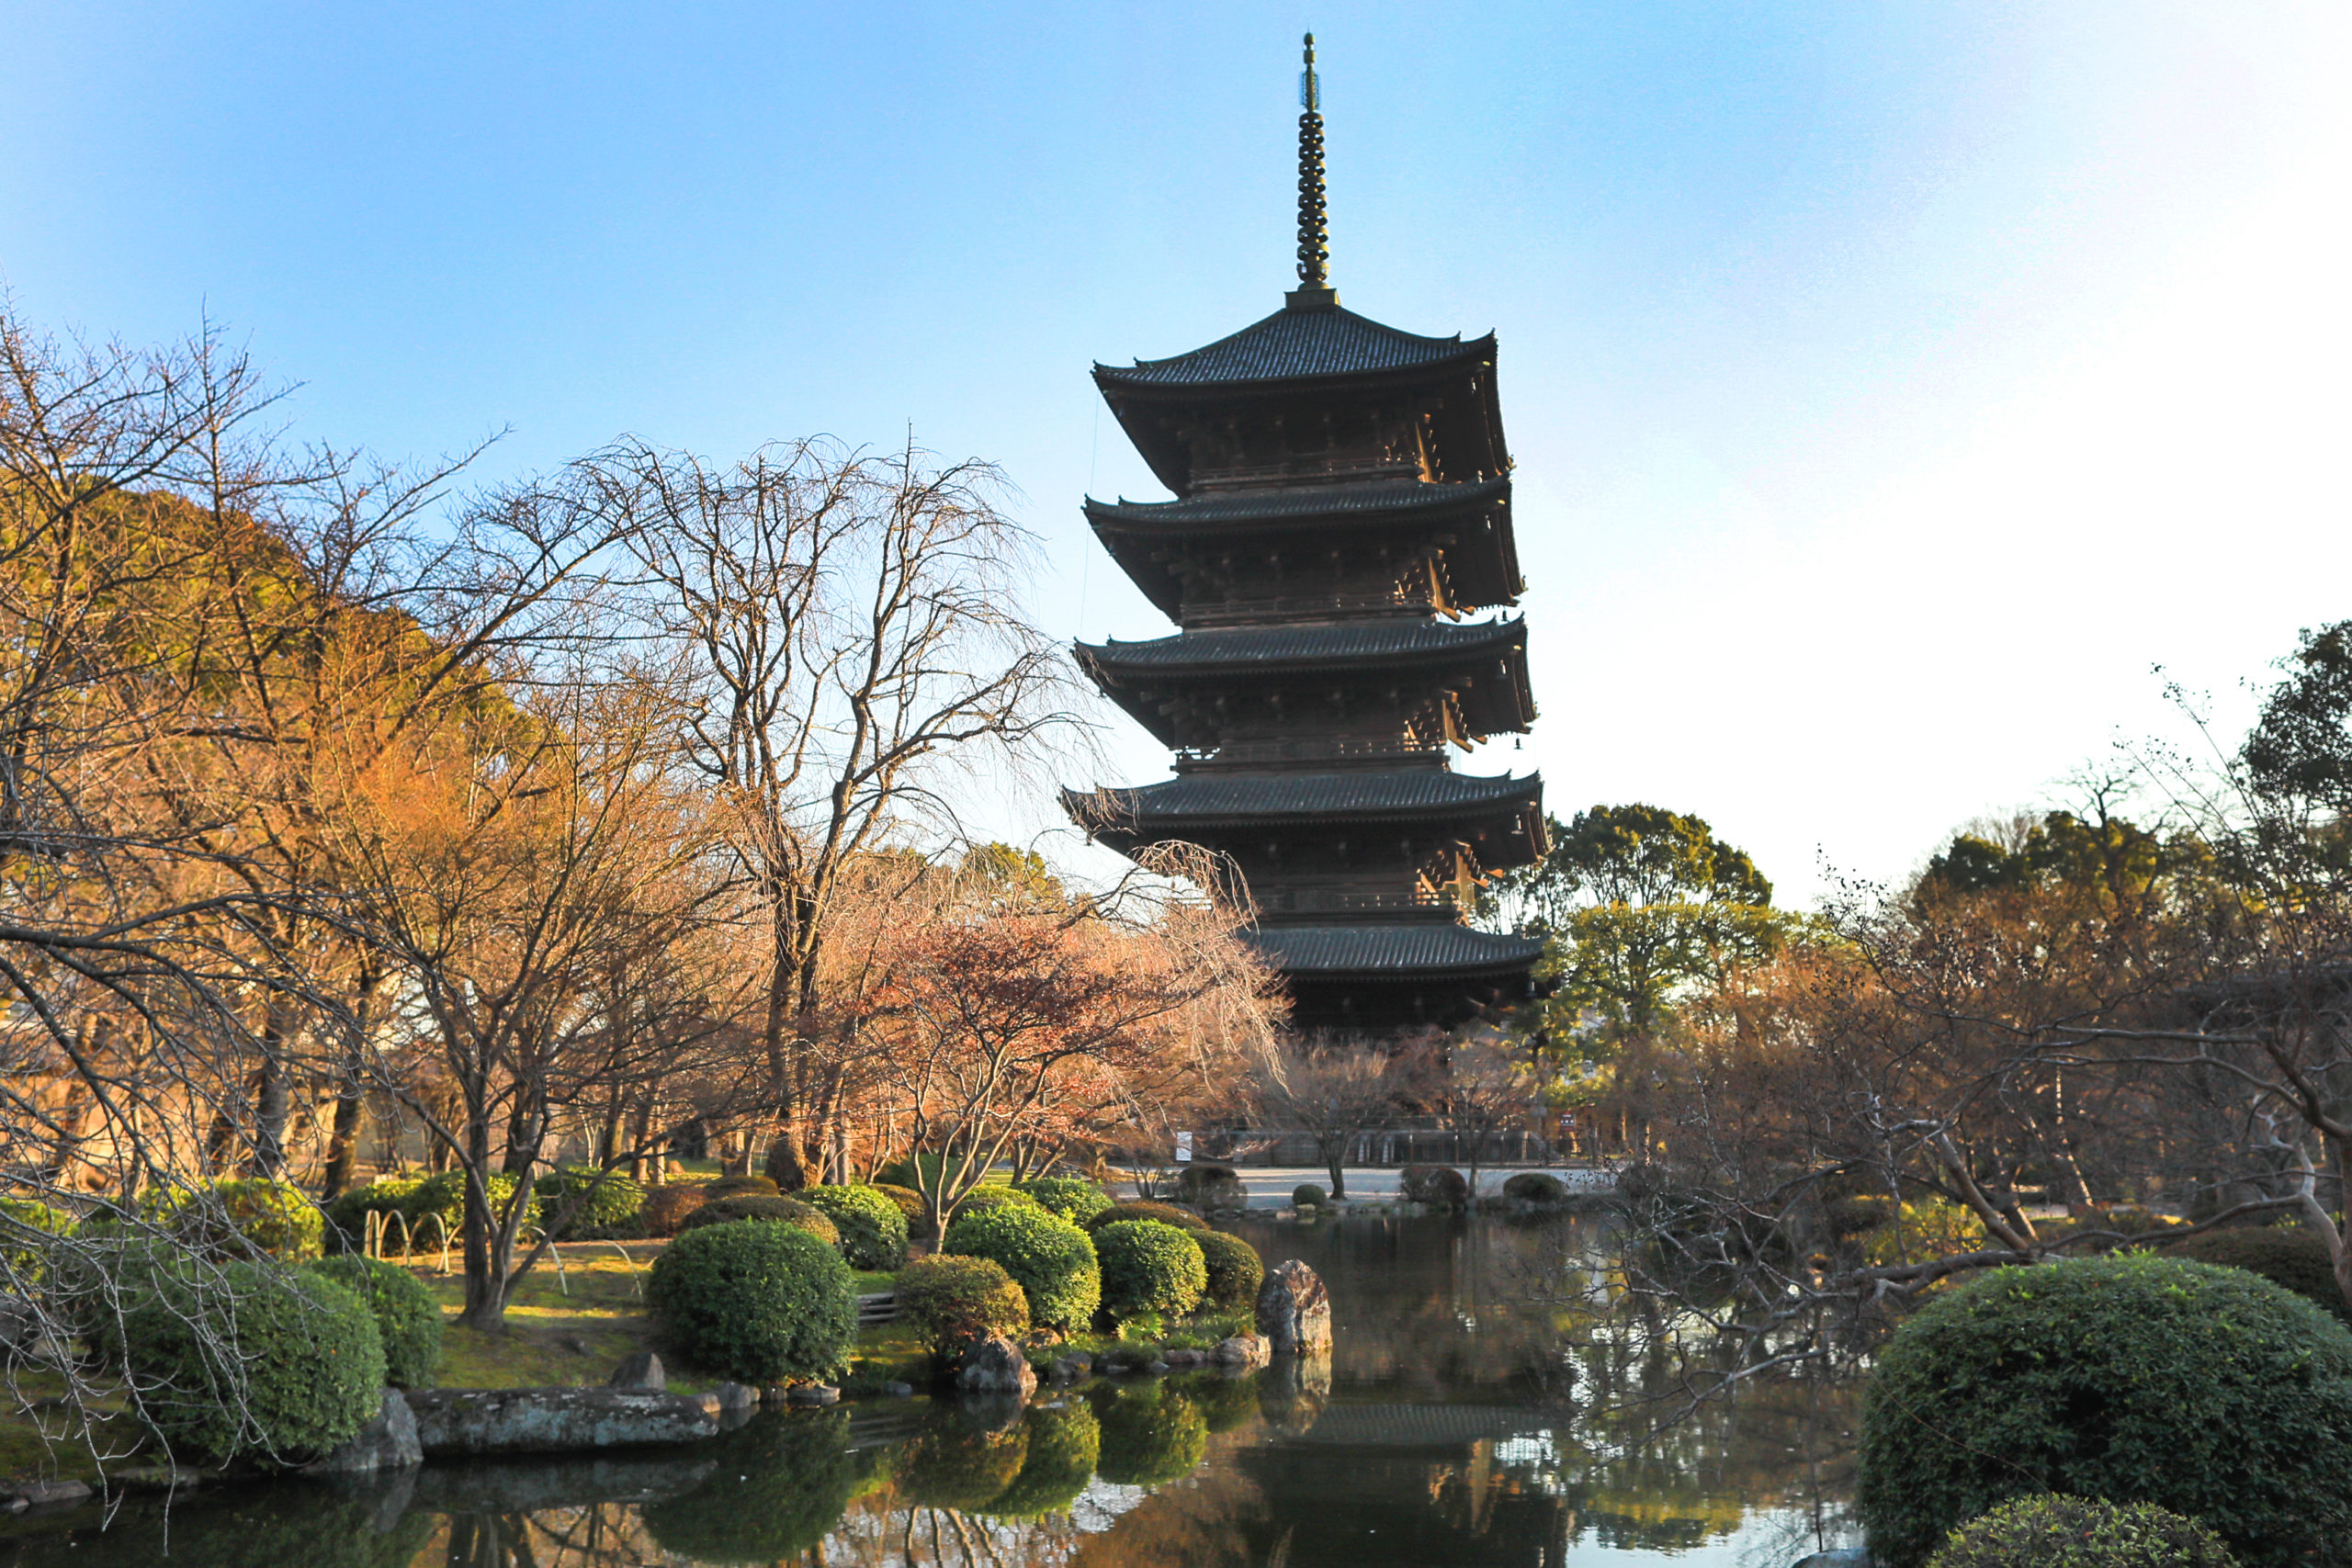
639;1406;872;1562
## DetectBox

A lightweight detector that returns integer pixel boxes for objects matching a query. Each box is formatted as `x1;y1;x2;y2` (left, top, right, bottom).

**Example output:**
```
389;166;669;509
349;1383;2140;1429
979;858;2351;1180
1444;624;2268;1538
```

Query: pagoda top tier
1091;298;1509;498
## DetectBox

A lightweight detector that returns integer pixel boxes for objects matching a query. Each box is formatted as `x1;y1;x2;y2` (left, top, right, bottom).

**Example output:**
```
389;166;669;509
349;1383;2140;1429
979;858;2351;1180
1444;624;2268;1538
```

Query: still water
0;1213;1858;1567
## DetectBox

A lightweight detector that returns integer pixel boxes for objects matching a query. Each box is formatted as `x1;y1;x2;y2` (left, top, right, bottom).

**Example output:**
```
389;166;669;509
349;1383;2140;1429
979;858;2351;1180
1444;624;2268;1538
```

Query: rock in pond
709;1382;758;1412
1255;1259;1333;1355
786;1383;841;1406
305;1389;423;1474
404;1387;717;1459
607;1350;665;1390
956;1335;1037;1399
4;1480;89;1510
1213;1333;1271;1369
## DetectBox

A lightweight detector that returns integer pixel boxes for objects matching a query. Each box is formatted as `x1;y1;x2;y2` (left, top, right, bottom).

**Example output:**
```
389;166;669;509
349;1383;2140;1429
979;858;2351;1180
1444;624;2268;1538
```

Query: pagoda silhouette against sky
1062;36;1547;1032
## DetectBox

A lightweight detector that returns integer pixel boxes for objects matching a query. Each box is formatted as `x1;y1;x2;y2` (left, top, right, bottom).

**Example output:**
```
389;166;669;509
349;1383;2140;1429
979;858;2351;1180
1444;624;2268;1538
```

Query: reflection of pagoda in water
1063;36;1548;1032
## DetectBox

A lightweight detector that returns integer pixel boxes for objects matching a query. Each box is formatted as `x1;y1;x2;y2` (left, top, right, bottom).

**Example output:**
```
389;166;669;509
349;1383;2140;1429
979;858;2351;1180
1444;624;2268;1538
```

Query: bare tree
1250;1035;1423;1199
582;435;1089;1188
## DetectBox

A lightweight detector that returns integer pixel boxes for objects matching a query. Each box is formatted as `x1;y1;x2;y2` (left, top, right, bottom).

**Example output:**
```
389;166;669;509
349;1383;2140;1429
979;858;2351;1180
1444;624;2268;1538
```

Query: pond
0;1213;1860;1567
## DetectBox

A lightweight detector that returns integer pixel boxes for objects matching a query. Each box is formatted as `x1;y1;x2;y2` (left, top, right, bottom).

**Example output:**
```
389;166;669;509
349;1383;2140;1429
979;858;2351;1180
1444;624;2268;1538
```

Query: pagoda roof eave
1083;474;1510;530
1091;304;1491;391
1244;922;1546;978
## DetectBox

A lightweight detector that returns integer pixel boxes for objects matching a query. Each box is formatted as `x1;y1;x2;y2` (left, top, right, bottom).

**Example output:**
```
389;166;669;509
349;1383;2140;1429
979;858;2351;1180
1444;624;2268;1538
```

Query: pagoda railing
1187;588;1431;626
1191;455;1425;491
1256;887;1455;915
1177;737;1448;768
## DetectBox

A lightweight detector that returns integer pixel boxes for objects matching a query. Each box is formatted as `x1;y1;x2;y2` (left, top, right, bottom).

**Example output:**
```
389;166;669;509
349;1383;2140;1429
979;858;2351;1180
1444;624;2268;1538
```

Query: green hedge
1927;1495;2241;1567
797;1185;910;1270
954;1186;1040;1220
641;1405;865;1563
1859;1255;2352;1568
119;1261;384;1464
1010;1177;1113;1225
531;1167;646;1238
1291;1184;1327;1210
869;1183;928;1224
1400;1165;1469;1207
943;1203;1100;1333
648;1220;856;1384
1095;1220;1207;1322
1194;1230;1265;1314
2163;1225;2351;1323
143;1179;323;1260
639;1183;710;1237
304;1255;443;1389
706;1174;780;1201
676;1195;840;1250
329;1170;540;1250
0;1197;73;1279
896;1254;1029;1357
1503;1171;1568;1204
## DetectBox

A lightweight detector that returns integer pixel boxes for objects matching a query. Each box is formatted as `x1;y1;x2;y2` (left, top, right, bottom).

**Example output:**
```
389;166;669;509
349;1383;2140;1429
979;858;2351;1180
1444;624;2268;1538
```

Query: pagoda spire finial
1287;31;1338;310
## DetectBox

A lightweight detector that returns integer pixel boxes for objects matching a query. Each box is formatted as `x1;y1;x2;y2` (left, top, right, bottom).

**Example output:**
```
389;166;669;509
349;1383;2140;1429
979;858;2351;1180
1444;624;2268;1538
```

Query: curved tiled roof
1064;770;1541;826
1247;923;1546;976
1078;615;1523;674
1096;306;1487;388
1085;475;1510;529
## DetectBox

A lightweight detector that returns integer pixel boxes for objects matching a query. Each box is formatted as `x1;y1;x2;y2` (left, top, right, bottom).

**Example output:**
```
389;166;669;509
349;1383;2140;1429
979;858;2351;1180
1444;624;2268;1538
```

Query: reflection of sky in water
0;1214;1858;1567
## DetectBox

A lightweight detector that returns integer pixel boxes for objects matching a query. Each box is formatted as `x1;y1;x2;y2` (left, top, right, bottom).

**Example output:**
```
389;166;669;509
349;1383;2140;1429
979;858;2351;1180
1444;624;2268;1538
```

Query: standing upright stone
1254;1259;1332;1356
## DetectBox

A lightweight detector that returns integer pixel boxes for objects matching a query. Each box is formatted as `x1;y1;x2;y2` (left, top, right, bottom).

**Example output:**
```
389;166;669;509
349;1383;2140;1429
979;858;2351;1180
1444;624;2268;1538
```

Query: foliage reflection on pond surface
0;1213;1858;1567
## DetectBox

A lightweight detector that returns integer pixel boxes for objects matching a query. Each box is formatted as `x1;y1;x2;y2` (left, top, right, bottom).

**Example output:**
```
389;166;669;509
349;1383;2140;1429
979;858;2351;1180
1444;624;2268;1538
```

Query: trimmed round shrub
2163;1225;2351;1323
639;1182;710;1237
1092;1382;1208;1486
1291;1183;1327;1210
876;1151;967;1197
322;1176;425;1254
1194;1229;1265;1313
1085;1200;1207;1234
532;1166;646;1238
984;1401;1102;1519
1859;1255;2352;1568
943;1202;1101;1333
1400;1165;1469;1208
641;1405;865;1564
1927;1495;2241;1568
304;1255;443;1389
955;1186;1041;1219
1503;1171;1568;1205
706;1173;780;1201
1095;1220;1207;1322
143;1178;324;1260
120;1261;385;1463
676;1194;840;1249
1012;1177;1113;1225
648;1220;856;1384
797;1184;910;1271
896;1254;1029;1356
869;1182;928;1224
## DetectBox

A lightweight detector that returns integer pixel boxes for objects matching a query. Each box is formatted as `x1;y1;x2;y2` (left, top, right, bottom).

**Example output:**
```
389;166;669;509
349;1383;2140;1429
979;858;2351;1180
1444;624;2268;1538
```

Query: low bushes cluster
895;1253;1030;1357
1502;1171;1567;1205
1194;1230;1265;1312
531;1166;646;1239
2162;1224;2351;1323
1290;1183;1326;1210
0;1197;73;1278
1400;1166;1468;1208
943;1202;1101;1333
304;1254;443;1388
1011;1177;1112;1225
1858;1254;2352;1568
676;1195;839;1249
954;1186;1040;1218
647;1219;855;1383
1926;1495;2240;1568
325;1171;540;1252
144;1178;324;1260
869;1183;928;1226
119;1260;385;1463
797;1184;910;1270
1095;1220;1207;1323
1086;1201;1205;1234
875;1152;966;1197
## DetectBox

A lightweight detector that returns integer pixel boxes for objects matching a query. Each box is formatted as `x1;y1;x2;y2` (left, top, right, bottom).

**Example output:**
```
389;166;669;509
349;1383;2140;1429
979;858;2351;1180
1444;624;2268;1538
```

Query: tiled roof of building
1064;770;1541;827
1077;615;1522;673
1247;923;1547;976
1084;475;1510;529
1095;306;1488;389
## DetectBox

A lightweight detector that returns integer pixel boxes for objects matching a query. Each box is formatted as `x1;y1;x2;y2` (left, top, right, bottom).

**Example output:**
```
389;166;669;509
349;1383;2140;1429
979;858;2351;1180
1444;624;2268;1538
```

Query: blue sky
6;3;2346;903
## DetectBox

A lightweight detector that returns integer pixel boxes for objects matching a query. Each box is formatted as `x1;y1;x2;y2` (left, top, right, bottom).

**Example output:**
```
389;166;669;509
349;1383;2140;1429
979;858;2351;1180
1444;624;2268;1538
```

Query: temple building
1062;36;1547;1032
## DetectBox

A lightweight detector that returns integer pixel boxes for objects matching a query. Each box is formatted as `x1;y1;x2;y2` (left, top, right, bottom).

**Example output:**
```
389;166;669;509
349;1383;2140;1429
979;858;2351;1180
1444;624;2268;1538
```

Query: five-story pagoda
1063;36;1547;1032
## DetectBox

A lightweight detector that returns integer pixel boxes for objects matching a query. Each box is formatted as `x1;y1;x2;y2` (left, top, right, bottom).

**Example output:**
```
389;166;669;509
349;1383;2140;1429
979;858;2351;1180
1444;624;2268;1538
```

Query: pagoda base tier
1245;923;1546;1033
